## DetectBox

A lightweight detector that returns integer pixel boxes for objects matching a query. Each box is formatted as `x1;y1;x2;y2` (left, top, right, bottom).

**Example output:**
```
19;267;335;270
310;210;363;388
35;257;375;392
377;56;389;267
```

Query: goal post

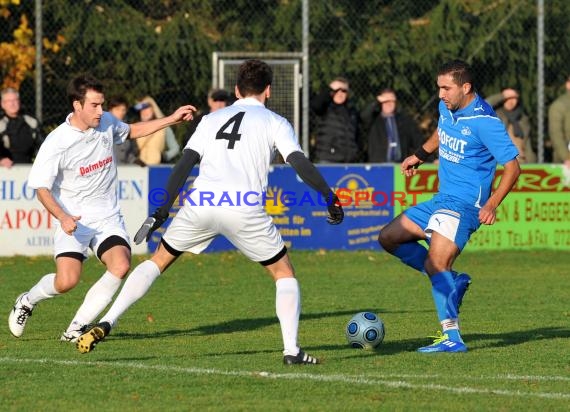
212;52;306;153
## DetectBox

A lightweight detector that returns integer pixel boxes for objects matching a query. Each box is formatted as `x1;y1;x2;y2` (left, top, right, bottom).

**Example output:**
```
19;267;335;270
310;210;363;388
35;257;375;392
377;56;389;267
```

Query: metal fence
2;0;569;163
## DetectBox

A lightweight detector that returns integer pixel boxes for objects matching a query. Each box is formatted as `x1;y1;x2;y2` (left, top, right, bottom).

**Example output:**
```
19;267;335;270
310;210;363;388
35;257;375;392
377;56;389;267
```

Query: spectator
548;75;570;167
183;88;232;146
361;88;424;163
135;96;180;164
310;77;360;163
0;87;43;165
486;88;536;163
108;96;145;166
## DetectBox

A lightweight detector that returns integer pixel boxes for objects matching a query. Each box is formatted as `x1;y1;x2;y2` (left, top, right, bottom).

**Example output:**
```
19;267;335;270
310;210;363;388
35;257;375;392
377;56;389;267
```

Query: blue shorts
404;194;481;251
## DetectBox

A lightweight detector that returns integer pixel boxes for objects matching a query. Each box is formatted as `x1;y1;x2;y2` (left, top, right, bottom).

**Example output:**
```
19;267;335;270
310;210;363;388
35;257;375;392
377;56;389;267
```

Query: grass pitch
1;250;569;411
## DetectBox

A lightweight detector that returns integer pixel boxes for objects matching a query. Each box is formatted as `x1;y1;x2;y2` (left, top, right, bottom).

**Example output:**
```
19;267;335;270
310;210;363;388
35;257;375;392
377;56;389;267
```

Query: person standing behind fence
310;77;360;163
486;88;536;163
108;96;145;166
361;88;424;163
0;87;43;164
182;88;232;147
548;75;570;168
135;96;181;164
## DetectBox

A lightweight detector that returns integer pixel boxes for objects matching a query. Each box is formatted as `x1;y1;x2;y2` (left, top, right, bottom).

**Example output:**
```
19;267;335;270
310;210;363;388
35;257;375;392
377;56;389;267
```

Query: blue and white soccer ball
345;312;385;349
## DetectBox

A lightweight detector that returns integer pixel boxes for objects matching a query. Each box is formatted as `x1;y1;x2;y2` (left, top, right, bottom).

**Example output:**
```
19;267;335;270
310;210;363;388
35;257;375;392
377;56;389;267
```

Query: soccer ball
345;312;385;349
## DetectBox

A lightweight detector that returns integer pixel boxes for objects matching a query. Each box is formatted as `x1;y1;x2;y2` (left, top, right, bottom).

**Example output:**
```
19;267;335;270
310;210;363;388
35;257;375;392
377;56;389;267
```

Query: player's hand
478;204;497;225
134;210;168;244
170;105;197;123
327;194;344;225
401;155;422;177
61;214;81;236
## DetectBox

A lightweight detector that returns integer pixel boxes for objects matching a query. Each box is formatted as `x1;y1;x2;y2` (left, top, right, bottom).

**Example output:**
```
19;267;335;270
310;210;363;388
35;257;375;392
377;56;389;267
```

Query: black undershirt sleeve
286;151;333;199
157;148;201;216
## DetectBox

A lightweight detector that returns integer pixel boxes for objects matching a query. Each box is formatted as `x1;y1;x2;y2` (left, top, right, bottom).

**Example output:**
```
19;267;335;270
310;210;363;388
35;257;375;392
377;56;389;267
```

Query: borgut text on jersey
79;156;113;176
438;127;467;154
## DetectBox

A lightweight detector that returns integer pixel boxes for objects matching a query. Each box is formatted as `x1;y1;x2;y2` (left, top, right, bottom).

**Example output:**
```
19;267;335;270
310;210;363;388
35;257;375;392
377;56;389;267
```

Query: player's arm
134;149;201;244
478;158;520;225
286;151;343;225
128;105;196;139
36;188;80;235
401;129;439;177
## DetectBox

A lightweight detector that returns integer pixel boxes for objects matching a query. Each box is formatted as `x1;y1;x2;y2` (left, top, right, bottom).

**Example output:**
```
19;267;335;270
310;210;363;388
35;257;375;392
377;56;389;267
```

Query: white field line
1;357;569;401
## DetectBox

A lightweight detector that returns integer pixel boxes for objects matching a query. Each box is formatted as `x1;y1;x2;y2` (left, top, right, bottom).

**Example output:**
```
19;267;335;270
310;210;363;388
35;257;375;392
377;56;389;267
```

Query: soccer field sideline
2;357;569;401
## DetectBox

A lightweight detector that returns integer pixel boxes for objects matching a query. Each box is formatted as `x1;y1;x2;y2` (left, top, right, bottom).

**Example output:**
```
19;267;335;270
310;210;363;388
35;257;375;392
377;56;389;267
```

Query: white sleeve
109;113;130;145
27;139;62;190
273;116;302;160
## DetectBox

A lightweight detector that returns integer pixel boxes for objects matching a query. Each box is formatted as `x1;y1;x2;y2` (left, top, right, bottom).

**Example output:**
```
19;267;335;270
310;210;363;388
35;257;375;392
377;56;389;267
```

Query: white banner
0;165;148;256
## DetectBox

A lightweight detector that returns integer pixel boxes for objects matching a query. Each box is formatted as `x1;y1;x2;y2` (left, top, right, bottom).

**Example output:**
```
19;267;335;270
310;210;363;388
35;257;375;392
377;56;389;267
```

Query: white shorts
163;205;285;263
53;214;130;260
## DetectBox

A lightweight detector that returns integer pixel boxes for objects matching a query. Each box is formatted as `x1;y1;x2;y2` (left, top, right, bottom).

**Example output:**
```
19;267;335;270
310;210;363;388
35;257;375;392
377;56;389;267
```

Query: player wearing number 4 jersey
378;60;520;353
8;74;195;342
77;59;344;365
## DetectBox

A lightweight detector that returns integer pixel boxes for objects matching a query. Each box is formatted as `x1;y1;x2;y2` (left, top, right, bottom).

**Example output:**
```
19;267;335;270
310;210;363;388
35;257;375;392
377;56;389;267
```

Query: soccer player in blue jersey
378;59;520;353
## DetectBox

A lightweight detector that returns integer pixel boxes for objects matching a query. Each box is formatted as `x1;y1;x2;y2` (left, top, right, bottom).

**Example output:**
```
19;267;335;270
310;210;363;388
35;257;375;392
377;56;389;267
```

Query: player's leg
378;207;430;273
77;206;209;353
221;207;318;364
8;224;87;338
417;231;467;352
76;240;179;353
61;235;131;342
262;251;318;365
417;203;478;353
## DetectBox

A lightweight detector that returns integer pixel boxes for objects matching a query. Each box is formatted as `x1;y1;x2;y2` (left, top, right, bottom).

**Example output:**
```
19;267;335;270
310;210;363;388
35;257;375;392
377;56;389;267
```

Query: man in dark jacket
0;87;43;164
361;88;423;163
310;77;360;163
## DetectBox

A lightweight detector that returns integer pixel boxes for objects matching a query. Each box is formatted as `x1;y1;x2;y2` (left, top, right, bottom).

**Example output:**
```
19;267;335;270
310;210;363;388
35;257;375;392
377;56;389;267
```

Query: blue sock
392;242;428;273
429;271;458;323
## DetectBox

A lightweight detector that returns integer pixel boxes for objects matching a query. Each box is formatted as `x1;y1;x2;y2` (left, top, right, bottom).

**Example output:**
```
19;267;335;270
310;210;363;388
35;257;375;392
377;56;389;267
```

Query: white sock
27;273;60;306
101;260;161;327
64;271;122;332
275;277;301;356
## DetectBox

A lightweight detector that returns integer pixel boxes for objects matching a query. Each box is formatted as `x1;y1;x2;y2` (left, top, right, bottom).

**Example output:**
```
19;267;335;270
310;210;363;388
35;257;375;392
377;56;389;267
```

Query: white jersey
185;97;301;200
28;112;130;224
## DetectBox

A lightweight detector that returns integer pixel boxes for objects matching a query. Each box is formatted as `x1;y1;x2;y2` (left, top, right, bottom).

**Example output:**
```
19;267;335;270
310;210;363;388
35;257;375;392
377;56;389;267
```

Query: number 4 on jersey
216;112;245;149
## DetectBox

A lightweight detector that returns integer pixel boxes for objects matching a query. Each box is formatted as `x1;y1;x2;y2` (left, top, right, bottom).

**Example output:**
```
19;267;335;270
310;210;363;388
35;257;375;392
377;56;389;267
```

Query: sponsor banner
147;165;398;252
0;165;148;256
394;164;570;250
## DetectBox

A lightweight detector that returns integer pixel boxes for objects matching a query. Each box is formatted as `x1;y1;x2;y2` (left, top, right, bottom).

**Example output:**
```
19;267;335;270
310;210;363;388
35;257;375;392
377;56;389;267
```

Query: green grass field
1;250;569;411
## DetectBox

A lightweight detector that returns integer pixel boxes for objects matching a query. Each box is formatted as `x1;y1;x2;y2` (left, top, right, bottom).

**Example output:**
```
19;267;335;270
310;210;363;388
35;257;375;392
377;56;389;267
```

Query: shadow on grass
111;308;570;356
111;308;416;340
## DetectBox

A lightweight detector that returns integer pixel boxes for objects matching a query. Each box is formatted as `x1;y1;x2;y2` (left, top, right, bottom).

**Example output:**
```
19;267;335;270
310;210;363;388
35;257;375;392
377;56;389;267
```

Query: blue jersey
436;94;518;208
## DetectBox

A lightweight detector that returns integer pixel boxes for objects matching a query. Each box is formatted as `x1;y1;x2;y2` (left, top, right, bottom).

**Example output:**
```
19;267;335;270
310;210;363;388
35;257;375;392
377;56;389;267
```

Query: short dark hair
67;74;104;110
107;95;128;110
438;59;475;92
236;59;272;97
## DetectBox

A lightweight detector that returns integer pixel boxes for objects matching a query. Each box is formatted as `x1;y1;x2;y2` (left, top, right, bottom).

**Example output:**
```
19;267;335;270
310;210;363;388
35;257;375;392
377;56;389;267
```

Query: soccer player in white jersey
76;60;344;365
8;74;195;341
378;60;520;353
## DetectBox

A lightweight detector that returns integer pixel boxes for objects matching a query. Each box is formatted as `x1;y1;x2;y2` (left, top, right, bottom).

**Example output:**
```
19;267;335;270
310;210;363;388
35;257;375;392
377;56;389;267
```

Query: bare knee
264;253;295;282
106;259;131;278
54;271;81;293
378;230;396;252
